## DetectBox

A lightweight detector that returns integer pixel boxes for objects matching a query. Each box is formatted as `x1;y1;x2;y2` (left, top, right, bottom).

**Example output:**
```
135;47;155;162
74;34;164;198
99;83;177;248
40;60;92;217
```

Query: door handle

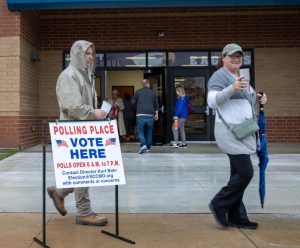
205;106;210;115
159;105;165;113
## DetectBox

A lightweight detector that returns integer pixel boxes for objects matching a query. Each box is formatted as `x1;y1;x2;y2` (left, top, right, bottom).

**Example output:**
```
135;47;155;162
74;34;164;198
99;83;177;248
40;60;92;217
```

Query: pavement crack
239;228;260;248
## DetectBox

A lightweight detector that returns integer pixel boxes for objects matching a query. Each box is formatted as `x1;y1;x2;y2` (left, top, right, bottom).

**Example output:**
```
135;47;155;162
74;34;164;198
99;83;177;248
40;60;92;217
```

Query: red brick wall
0;1;41;149
0;116;19;148
0;0;20;37
39;7;300;50
267;116;300;143
20;10;40;49
0;115;53;149
1;4;300;147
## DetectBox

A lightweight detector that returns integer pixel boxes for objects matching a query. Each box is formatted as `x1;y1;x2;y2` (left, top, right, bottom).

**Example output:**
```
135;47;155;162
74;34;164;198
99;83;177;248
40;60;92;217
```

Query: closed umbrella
256;95;269;208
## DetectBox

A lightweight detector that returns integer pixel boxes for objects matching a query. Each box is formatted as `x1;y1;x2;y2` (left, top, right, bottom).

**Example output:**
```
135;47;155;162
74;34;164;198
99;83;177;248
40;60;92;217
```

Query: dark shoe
76;213;108;226
209;202;229;229
47;186;67;216
179;144;187;148
229;220;259;229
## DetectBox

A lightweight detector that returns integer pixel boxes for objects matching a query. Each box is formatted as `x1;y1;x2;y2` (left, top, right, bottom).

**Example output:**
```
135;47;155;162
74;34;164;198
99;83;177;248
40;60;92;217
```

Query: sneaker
229;220;259;229
179;144;187;148
47;186;67;216
209;202;229;229
170;143;179;148
138;145;147;154
76;213;108;226
145;149;151;153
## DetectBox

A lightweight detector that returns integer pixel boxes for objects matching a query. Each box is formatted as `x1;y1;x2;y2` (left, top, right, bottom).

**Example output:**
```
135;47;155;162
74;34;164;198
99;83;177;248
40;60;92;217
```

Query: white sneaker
138;145;147;154
170;143;179;148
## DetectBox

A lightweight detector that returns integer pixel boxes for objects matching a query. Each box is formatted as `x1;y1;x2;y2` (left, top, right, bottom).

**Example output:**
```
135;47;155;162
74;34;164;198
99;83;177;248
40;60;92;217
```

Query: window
210;51;252;67
168;52;209;67
148;52;166;67
106;52;146;67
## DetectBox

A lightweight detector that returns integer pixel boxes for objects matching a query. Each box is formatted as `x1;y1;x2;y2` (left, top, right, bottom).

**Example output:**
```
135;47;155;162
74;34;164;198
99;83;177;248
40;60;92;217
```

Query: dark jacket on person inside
132;86;159;115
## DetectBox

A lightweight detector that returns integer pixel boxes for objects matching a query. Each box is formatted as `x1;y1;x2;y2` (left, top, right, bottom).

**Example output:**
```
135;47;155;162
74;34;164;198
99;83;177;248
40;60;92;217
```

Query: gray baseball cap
222;43;244;56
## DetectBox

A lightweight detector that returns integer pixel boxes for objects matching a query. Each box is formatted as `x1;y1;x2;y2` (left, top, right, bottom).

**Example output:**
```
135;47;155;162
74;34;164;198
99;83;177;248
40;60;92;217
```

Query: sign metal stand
33;120;50;248
101;185;135;244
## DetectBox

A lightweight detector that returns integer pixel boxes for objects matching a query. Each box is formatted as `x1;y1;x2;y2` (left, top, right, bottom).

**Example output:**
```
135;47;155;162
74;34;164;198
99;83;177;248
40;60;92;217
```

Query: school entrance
63;50;253;144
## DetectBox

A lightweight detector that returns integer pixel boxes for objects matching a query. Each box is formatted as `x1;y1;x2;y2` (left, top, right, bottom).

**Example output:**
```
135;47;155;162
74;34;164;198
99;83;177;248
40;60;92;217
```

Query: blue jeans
136;115;154;149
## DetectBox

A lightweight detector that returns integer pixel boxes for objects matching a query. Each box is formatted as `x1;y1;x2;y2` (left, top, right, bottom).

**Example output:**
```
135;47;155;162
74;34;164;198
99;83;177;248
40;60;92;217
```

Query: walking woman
207;43;267;229
171;86;189;148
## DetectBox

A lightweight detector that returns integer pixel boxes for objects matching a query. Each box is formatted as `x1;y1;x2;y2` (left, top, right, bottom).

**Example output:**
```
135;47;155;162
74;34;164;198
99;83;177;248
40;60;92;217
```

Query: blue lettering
70;149;106;159
70;149;79;159
89;149;97;158
70;138;78;147
87;138;94;146
97;149;106;158
80;149;88;159
79;138;87;147
96;138;103;146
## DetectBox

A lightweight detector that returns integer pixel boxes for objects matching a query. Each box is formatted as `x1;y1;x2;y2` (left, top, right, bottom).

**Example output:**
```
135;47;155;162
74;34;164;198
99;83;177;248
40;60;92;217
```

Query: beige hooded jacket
56;40;97;120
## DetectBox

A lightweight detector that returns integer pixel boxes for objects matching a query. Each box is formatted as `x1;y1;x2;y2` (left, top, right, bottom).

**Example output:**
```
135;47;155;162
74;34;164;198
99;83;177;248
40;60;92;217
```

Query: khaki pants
57;187;92;216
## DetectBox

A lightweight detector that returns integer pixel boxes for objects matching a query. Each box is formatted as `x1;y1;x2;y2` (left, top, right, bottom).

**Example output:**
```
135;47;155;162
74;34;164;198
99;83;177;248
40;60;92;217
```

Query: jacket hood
69;40;96;73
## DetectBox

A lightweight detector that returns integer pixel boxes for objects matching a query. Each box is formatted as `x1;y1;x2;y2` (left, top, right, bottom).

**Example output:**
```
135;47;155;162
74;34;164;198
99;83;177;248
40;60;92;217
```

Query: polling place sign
49;120;126;188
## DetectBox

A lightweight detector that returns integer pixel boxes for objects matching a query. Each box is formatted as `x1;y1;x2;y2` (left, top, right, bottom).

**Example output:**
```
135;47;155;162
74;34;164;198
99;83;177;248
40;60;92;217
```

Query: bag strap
216;109;231;131
216;92;257;130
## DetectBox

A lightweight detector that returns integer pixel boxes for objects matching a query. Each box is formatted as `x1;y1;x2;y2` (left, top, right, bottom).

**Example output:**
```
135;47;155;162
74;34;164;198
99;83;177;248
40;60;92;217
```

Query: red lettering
90;126;95;134
99;125;104;134
104;125;109;133
109;124;114;134
53;126;58;135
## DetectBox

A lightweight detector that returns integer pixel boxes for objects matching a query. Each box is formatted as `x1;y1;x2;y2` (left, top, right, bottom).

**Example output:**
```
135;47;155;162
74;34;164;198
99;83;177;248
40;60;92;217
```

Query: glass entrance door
168;68;212;141
144;68;166;145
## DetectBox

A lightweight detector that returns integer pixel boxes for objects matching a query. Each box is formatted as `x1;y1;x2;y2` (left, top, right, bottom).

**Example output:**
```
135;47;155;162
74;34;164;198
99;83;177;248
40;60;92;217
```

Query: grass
0;150;18;161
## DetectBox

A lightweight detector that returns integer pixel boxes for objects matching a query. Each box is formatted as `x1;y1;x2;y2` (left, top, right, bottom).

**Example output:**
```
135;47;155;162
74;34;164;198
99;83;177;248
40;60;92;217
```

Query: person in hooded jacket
47;40;108;226
171;86;189;148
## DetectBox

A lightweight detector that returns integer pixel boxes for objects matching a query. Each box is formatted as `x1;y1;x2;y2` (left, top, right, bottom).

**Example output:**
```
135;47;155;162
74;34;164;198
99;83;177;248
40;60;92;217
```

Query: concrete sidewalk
23;142;300;154
0;144;299;247
1;213;300;248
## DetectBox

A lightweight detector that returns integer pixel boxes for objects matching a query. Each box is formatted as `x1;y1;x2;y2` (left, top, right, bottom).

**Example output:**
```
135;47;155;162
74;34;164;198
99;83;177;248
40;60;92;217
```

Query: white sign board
49;120;126;188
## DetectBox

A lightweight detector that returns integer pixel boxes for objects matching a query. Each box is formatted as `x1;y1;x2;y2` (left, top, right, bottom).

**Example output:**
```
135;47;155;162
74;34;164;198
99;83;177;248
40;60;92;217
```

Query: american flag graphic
105;138;116;146
56;140;69;148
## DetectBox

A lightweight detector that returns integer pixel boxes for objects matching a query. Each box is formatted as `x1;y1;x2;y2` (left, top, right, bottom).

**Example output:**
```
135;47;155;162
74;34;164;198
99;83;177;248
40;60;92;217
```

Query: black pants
211;154;254;222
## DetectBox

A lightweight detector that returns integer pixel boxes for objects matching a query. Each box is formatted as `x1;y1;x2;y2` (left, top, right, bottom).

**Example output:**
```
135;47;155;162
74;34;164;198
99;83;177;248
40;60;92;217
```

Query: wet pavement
0;143;299;247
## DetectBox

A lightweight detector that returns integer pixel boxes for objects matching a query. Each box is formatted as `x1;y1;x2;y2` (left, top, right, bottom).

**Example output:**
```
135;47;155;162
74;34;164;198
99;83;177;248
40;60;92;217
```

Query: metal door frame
167;67;213;142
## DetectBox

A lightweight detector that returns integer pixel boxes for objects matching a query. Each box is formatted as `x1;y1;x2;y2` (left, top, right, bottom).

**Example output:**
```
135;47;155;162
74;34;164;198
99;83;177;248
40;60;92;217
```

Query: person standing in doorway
107;89;126;138
207;43;267;229
132;79;159;154
171;86;189;148
123;93;135;141
47;40;108;226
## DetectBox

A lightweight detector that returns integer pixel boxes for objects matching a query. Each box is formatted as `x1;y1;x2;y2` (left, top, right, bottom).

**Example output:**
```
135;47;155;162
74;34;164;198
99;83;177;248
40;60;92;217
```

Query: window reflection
148;52;166;67
174;76;206;135
174;76;205;106
211;51;252;67
106;52;146;67
169;52;208;67
186;114;207;134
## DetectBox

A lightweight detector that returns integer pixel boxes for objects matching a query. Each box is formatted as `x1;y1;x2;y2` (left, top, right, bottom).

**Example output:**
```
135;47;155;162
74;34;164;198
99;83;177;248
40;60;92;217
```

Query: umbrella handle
259;91;264;110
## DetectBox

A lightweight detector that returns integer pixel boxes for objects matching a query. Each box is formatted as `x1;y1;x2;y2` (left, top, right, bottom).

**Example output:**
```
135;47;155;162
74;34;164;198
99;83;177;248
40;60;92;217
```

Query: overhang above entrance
7;0;300;11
